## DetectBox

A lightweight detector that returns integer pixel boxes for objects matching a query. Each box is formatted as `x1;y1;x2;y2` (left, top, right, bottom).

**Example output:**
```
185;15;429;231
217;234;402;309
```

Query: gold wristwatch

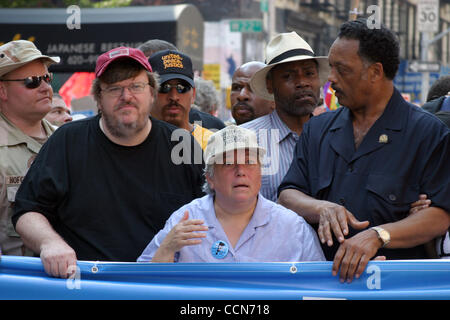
371;226;390;248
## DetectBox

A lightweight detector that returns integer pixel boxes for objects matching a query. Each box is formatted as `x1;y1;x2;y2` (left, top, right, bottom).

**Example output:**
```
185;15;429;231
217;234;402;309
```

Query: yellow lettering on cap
162;53;184;69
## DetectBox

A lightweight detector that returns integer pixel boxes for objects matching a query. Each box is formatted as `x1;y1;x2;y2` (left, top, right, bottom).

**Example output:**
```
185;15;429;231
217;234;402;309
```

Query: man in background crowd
194;77;219;117
231;61;274;125
45;93;72;127
241;32;329;202
138;39;225;130
422;75;450;127
149;49;213;150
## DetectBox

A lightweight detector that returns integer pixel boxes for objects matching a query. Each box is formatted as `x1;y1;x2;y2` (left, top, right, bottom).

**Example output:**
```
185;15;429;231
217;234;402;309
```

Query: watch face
379;229;390;244
373;227;390;246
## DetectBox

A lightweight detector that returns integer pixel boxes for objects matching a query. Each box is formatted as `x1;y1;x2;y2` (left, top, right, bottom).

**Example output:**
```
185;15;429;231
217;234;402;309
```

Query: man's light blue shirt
241;110;300;202
137;194;325;263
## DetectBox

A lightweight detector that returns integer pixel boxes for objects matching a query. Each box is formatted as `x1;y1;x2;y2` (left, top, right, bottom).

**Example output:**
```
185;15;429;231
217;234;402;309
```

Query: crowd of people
0;18;449;284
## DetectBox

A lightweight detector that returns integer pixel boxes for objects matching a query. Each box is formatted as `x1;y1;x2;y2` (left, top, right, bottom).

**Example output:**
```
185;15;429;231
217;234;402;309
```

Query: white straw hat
250;31;329;101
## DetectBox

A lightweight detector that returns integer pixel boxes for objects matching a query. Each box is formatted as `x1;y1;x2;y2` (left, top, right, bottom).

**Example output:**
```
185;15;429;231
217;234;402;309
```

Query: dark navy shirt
279;88;450;260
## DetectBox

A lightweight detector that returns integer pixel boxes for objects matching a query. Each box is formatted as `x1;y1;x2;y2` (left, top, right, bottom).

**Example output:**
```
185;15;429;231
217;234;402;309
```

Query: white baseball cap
204;125;266;165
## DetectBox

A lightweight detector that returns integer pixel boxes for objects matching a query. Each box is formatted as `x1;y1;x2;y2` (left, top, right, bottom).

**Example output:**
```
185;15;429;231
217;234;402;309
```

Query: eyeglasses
159;83;191;94
0;73;53;89
102;82;150;97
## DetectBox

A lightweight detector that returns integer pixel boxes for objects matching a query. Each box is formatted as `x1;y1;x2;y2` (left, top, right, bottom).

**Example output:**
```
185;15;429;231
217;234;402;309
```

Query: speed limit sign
417;0;439;32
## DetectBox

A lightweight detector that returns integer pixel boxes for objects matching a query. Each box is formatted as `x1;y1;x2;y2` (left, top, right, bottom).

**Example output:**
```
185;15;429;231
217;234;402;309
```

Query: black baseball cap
148;49;194;87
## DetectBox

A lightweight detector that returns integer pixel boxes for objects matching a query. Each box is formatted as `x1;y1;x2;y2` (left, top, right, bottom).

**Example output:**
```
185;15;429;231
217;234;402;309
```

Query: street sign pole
262;0;275;59
419;27;450;104
417;0;439;104
268;0;275;43
421;32;430;105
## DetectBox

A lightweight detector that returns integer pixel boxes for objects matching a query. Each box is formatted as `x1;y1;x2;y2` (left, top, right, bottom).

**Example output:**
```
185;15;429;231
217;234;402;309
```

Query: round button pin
211;240;229;259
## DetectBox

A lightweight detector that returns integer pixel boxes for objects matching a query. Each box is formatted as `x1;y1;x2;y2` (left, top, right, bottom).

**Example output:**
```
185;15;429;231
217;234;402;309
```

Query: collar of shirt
327;88;406;163
0;112;54;152
270;110;300;143
329;88;404;133
202;194;272;232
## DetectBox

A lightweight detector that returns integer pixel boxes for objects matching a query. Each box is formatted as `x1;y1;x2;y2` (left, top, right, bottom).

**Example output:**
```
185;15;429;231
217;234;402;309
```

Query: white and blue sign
394;60;449;103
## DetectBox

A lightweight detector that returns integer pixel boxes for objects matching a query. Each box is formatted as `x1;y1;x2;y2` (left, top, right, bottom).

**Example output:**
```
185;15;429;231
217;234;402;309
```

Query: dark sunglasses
0;73;53;89
159;82;191;94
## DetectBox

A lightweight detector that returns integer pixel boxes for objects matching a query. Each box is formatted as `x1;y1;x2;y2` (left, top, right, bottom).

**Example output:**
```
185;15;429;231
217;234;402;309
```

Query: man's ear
269;100;275;111
191;87;196;105
205;172;214;191
369;62;384;82
96;100;103;114
0;82;7;101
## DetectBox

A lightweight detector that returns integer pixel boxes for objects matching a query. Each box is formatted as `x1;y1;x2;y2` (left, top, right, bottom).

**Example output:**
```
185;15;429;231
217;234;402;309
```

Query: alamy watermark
366;5;381;30
366;264;382;290
349;5;381;29
170;124;280;176
66;5;81;30
66;265;81;290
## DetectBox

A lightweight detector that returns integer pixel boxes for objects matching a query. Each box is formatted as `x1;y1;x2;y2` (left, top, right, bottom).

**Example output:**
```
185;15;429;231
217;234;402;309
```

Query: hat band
267;48;315;65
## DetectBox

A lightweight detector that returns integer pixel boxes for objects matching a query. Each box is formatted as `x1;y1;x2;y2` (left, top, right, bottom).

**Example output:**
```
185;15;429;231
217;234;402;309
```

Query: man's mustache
115;102;138;111
295;89;318;100
233;102;253;110
164;102;183;109
330;85;343;95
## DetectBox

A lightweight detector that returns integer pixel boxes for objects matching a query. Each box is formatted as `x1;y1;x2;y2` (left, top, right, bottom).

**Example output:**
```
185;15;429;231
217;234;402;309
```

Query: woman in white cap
138;125;324;263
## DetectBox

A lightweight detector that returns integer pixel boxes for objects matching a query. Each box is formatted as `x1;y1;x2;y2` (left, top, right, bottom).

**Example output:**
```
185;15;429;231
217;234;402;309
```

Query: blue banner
393;60;444;103
0;256;449;300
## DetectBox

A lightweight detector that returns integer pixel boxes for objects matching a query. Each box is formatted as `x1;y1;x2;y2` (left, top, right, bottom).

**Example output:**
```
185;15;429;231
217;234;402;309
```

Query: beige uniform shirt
0;112;55;255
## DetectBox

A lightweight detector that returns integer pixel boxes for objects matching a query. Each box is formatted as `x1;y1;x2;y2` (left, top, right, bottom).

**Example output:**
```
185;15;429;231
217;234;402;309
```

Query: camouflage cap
0;40;60;78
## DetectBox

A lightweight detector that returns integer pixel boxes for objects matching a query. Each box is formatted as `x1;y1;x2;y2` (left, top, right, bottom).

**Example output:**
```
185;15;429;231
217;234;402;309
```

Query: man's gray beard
102;112;147;139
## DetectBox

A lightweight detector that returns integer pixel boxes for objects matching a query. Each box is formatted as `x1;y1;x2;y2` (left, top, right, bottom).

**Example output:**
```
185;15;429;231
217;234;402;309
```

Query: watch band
371;226;390;248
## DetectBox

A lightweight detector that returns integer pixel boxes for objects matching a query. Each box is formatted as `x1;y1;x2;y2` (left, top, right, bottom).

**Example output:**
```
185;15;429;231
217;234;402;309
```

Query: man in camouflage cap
0;40;59;256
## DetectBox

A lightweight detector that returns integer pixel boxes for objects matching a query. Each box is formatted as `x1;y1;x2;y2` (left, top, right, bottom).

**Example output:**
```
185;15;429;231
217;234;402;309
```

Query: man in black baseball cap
149;50;213;150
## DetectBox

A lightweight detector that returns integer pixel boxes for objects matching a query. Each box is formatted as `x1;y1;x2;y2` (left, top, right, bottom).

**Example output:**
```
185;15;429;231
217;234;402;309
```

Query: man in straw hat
137;125;324;263
12;46;204;278
0;40;59;257
279;19;449;283
241;31;329;202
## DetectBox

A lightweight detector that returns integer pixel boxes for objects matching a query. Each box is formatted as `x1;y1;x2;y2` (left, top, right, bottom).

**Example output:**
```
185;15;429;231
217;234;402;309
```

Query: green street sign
260;0;268;12
229;19;263;33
